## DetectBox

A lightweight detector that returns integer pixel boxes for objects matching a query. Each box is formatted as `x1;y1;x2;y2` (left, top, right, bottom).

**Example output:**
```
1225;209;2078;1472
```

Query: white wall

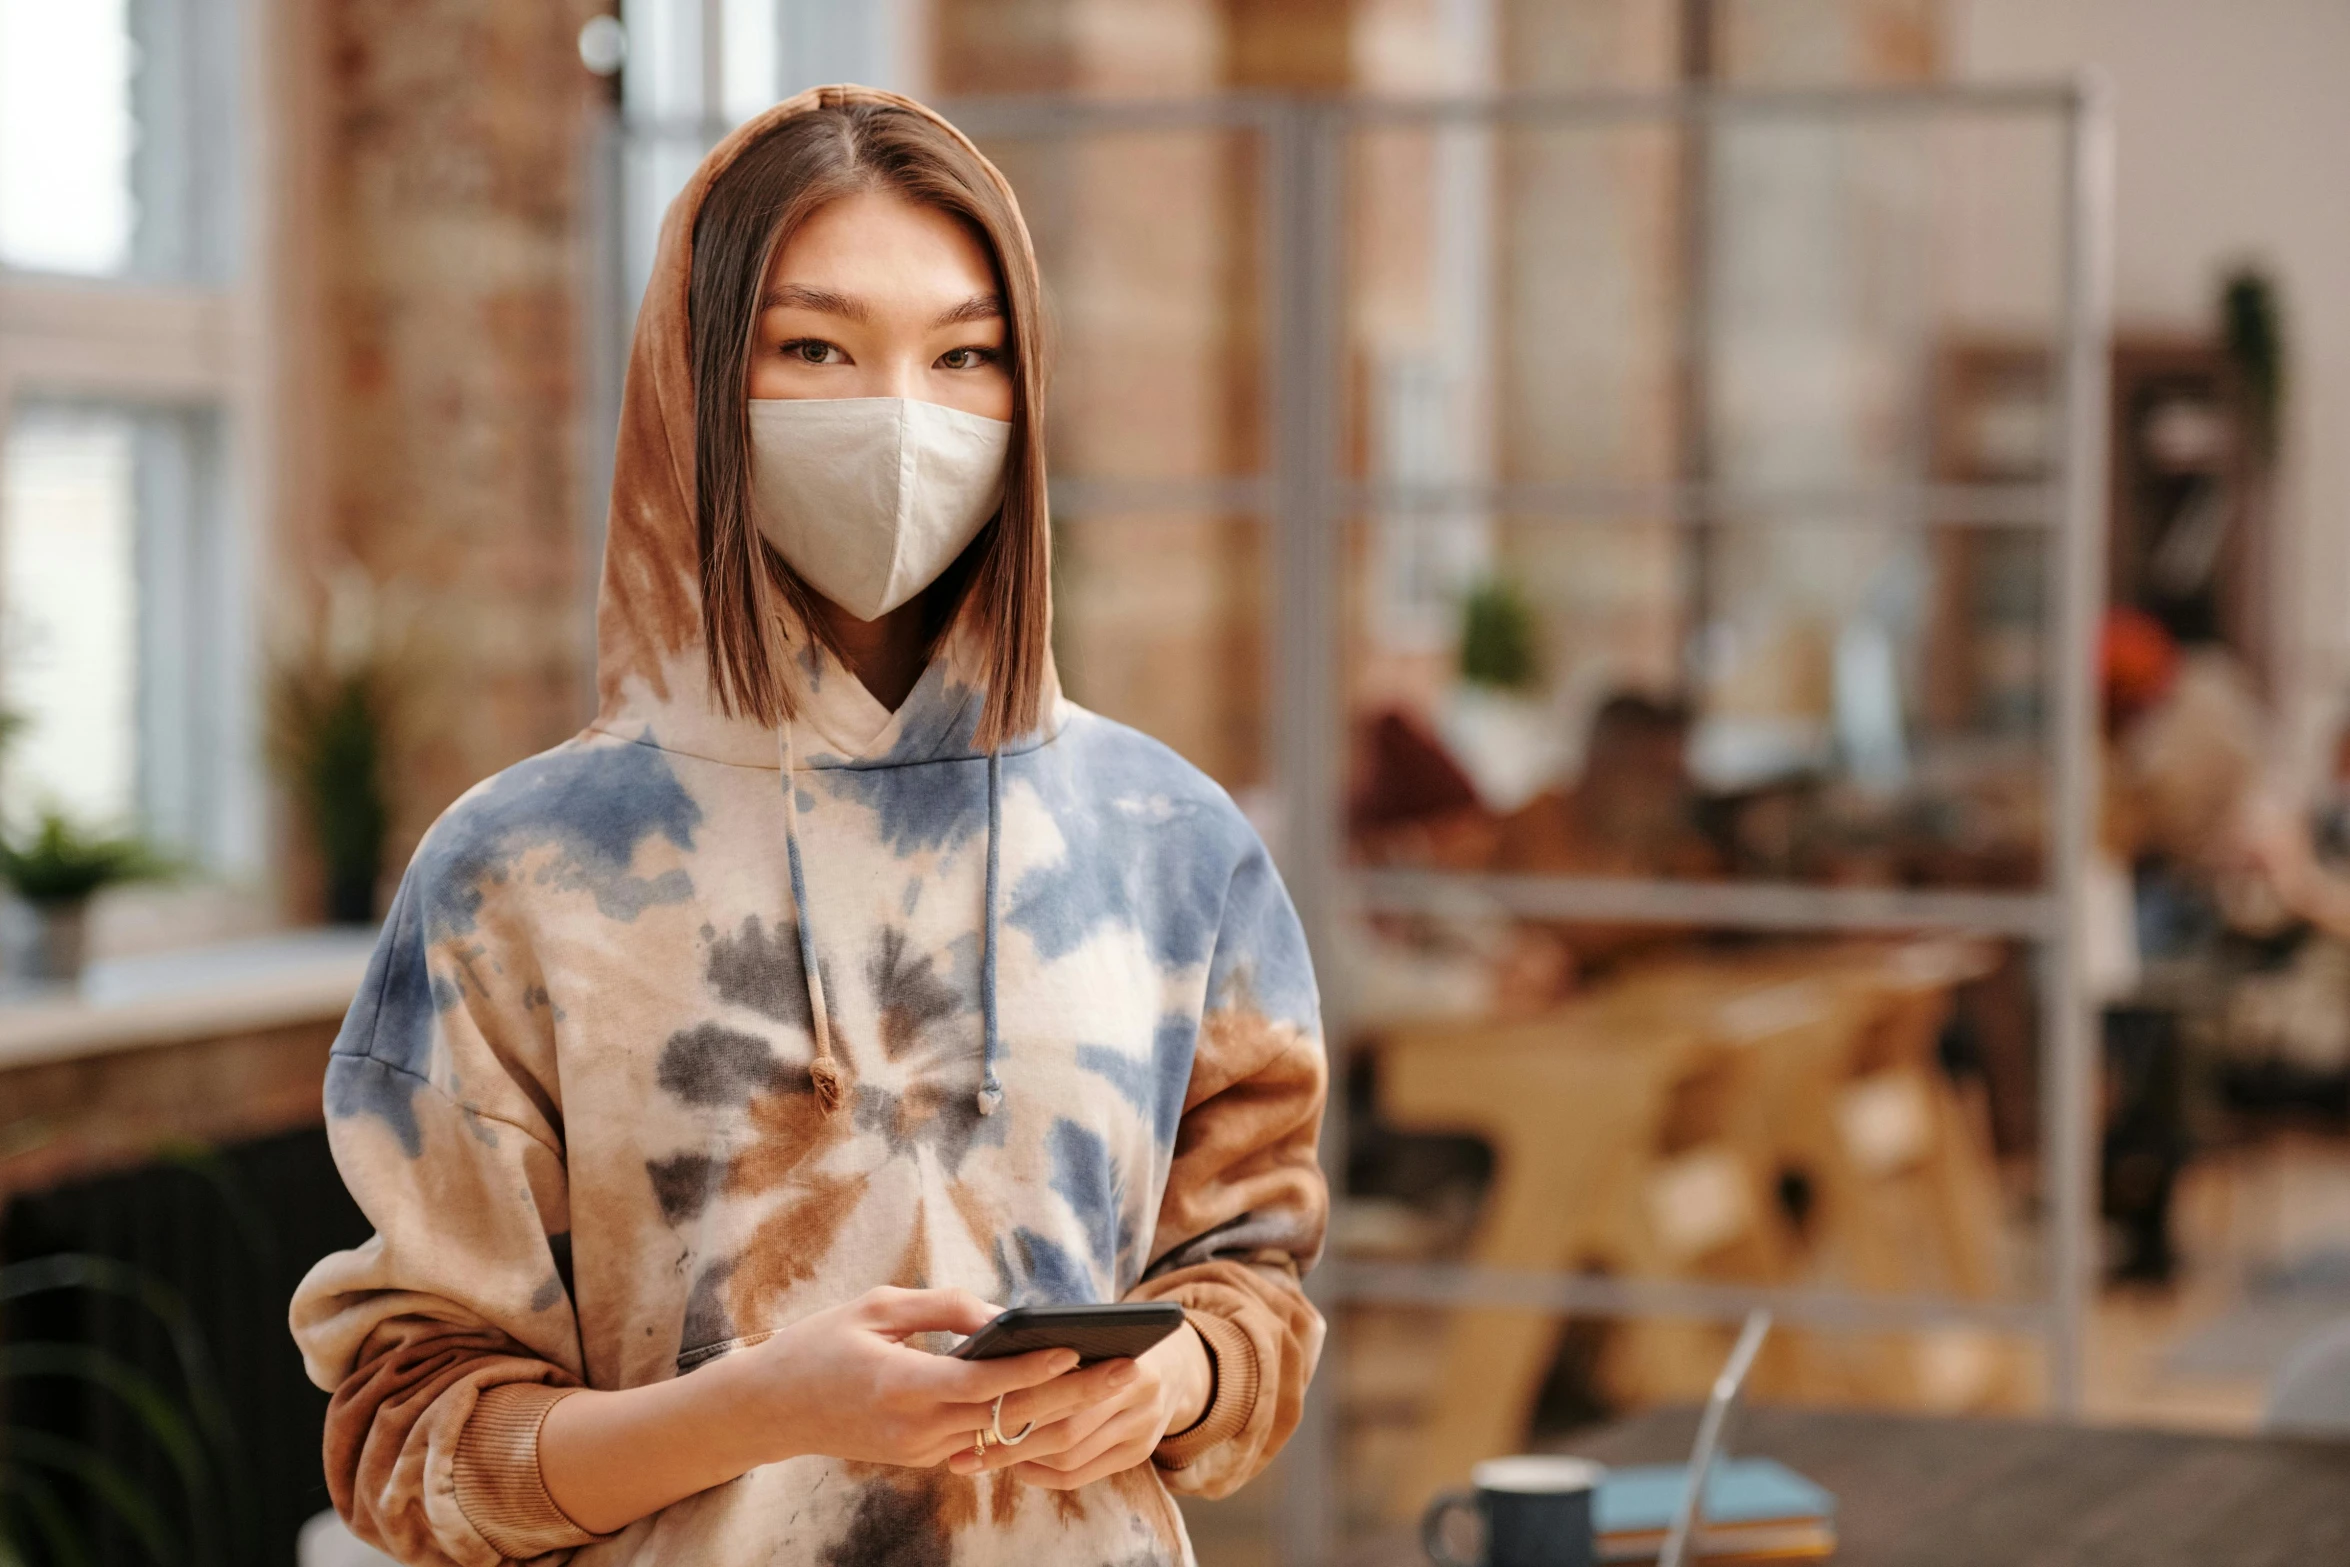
1955;0;2350;766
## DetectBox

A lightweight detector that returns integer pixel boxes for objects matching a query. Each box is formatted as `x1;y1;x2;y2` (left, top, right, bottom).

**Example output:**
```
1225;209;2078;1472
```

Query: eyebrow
759;283;870;322
933;292;1004;328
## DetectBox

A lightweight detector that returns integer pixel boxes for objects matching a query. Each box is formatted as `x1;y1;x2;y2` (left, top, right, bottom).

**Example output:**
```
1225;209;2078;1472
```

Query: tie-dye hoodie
289;85;1327;1567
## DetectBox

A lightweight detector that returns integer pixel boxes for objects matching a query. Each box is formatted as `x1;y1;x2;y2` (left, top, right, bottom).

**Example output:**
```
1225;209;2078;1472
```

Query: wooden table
1555;1406;2350;1566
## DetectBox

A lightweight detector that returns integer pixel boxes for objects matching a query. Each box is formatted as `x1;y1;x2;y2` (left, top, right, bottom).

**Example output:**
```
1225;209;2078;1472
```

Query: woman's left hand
946;1320;1213;1490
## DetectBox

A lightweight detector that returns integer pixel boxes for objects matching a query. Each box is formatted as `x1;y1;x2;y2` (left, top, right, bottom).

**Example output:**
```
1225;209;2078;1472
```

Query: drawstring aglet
809;1055;846;1114
975;1085;1003;1117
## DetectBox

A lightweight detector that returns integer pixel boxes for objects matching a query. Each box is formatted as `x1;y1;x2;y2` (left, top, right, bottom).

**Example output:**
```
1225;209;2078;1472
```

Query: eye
780;338;846;366
936;346;999;371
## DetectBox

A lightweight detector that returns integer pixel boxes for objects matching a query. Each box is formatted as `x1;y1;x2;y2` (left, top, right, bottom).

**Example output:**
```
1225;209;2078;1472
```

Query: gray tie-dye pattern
705;914;815;1027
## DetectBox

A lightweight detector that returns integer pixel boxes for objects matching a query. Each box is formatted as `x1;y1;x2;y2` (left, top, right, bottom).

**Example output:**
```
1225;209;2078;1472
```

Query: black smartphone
950;1302;1185;1366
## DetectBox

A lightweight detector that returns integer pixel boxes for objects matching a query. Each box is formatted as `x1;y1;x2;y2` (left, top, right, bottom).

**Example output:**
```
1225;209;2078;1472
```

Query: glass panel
1346;509;2053;888
1342;107;2068;880
0;0;239;280
0;0;135;274
967;125;1270;487
1;407;139;819
1337;925;2054;1555
1;401;245;867
1346;113;2067;496
1052;510;1269;793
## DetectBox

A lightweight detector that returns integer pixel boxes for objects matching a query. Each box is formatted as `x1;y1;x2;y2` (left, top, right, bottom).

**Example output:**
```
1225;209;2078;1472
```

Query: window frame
0;0;288;885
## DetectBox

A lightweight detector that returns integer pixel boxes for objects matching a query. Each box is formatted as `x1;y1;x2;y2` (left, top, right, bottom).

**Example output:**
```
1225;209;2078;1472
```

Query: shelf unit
600;78;2112;1567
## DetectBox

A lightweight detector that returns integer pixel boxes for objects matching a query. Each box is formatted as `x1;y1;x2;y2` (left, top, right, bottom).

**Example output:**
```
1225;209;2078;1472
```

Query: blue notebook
1595;1458;1836;1535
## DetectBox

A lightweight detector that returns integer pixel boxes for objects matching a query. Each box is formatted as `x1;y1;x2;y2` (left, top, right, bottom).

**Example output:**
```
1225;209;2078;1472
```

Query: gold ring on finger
973;1429;989;1460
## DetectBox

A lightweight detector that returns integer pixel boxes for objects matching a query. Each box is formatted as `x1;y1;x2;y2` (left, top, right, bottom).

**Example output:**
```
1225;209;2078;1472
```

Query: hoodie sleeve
1128;842;1330;1498
289;858;604;1566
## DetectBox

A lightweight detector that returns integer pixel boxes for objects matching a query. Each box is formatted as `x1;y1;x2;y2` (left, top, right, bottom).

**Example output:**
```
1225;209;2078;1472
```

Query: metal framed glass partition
593;79;2111;1567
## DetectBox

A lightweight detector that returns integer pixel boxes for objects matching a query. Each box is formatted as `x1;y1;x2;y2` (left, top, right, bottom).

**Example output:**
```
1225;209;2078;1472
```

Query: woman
291;86;1326;1566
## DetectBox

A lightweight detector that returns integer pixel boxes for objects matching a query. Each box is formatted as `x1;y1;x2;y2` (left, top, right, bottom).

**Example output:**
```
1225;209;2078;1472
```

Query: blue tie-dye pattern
1000;715;1320;1032
998;1229;1096;1305
323;876;438;1154
326;737;703;1153
1004;715;1245;975
415;738;702;939
819;752;987;858
1074;1013;1196;1151
1201;843;1321;1030
1048;1116;1146;1291
810;673;990;857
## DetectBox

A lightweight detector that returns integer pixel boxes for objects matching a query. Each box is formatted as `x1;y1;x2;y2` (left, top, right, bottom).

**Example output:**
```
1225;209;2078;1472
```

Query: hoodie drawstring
780;723;845;1113
977;749;1005;1117
778;722;1006;1118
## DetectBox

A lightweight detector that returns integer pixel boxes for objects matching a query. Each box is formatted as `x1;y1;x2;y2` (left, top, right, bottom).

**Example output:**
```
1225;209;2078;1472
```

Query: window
0;0;238;281
0;0;258;878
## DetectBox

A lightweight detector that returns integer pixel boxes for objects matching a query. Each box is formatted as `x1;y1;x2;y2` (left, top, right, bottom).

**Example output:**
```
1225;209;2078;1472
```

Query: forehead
762;189;998;293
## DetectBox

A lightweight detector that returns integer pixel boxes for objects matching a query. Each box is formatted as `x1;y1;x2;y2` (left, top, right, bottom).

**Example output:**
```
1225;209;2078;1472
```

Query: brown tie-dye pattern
725;1065;857;1194
324;1320;588;1564
722;1170;868;1329
1123;1001;1328;1503
944;1170;1002;1261
889;1200;931;1291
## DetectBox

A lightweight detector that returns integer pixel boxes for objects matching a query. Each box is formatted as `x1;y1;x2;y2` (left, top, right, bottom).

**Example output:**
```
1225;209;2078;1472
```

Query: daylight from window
0;0;135;275
0;408;140;826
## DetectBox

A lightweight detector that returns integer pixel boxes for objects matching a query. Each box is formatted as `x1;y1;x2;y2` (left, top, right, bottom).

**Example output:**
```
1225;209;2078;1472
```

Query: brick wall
310;0;605;870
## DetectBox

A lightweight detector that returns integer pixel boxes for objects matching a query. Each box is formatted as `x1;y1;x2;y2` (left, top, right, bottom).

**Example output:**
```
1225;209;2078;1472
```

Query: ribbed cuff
453;1383;601;1558
1154;1311;1258;1470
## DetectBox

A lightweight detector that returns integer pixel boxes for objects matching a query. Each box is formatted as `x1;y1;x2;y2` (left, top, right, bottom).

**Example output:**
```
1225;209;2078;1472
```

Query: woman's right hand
715;1286;1082;1469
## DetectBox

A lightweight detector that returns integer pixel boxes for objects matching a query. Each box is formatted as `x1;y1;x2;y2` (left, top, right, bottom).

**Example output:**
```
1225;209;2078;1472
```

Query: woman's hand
945;1321;1213;1490
720;1286;1082;1469
543;1286;1079;1532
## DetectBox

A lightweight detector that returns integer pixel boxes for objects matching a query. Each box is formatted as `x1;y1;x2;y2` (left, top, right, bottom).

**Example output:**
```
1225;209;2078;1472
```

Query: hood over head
590;84;1058;771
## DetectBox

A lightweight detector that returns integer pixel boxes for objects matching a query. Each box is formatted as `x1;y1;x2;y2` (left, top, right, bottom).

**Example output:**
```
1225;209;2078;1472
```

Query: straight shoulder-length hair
688;100;1050;751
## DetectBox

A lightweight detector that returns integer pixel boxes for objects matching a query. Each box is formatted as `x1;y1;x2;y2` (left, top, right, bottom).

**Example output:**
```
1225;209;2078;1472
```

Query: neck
811;591;934;713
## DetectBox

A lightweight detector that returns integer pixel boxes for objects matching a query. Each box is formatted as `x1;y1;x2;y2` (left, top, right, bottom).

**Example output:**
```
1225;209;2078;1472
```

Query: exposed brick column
316;0;606;866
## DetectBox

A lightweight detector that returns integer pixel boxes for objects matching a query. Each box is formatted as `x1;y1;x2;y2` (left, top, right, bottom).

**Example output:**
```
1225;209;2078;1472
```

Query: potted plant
1438;576;1572;813
0;811;165;983
267;568;413;925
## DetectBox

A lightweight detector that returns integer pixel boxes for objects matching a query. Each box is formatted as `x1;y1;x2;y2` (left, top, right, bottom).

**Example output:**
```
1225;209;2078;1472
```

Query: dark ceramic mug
1422;1456;1605;1567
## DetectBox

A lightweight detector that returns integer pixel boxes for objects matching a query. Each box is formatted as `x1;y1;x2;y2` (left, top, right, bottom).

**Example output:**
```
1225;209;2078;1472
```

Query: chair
2265;1317;2350;1435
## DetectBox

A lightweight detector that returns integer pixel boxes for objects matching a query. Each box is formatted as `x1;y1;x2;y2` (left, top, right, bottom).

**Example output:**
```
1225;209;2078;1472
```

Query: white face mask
746;396;1012;622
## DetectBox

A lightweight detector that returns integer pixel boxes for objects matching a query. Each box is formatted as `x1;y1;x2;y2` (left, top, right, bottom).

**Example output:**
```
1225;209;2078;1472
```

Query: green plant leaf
0;1254;241;1472
0;1257;240;1565
0;1344;217;1512
0;1468;97;1567
156;1144;282;1277
2;1342;203;1462
0;812;167;905
1460;577;1542;692
2;1429;174;1566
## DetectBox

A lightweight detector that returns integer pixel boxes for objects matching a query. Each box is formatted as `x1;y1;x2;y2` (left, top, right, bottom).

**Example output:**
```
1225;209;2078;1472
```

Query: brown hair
689;101;1049;750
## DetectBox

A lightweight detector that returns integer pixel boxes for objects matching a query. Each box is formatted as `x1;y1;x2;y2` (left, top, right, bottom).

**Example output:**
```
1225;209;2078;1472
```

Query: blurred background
2;2;2348;1564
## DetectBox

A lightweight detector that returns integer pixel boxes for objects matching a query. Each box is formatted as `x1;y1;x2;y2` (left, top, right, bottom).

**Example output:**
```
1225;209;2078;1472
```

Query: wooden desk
1559;1406;2350;1566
